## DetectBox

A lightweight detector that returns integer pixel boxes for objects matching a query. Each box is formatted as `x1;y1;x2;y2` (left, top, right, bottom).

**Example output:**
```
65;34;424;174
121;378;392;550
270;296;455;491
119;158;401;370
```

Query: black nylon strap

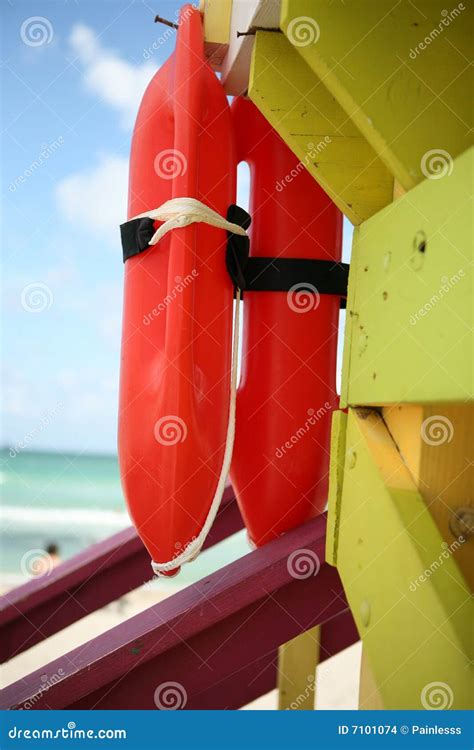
241;257;349;296
225;205;348;307
120;207;349;308
226;204;252;290
120;217;155;262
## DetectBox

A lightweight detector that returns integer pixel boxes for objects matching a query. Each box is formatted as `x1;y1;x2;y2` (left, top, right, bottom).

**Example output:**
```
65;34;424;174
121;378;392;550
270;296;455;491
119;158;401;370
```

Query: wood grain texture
383;403;473;590
281;0;473;190
249;31;393;224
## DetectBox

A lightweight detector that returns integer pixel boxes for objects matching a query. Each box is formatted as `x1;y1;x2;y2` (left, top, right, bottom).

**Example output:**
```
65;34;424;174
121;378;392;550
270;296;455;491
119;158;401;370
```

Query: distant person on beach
35;543;61;575
46;543;61;567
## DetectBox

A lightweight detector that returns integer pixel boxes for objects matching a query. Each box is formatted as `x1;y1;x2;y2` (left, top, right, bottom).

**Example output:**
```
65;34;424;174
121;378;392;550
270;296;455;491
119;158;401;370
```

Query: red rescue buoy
230;97;343;546
118;6;236;575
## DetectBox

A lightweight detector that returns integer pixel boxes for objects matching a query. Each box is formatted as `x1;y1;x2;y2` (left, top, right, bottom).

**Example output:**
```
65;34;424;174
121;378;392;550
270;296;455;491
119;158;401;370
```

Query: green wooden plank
326;409;347;567
342;147;472;406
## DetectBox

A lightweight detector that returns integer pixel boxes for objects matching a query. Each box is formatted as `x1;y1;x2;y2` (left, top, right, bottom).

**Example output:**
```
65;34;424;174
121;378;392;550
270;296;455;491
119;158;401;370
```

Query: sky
2;0;352;455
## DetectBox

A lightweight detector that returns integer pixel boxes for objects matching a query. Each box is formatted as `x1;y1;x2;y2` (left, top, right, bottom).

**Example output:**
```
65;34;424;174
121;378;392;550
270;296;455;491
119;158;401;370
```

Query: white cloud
56;154;128;235
70;23;157;129
55;25;157;236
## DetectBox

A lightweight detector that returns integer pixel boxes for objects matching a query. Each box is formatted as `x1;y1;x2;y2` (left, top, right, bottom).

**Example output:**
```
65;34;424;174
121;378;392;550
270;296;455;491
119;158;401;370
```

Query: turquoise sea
0;449;127;579
0;449;247;587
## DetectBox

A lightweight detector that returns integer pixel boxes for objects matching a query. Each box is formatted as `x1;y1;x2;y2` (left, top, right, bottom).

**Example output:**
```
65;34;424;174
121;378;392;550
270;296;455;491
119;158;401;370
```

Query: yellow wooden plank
220;0;281;95
341;147;472;406
248;31;393;225
201;0;233;67
333;408;472;709
281;0;473;191
384;403;474;590
359;649;385;710
277;626;320;710
326;410;347;567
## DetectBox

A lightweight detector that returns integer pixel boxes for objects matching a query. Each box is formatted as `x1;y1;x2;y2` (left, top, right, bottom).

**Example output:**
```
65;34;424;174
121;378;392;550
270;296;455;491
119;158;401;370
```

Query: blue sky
2;0;186;454
2;0;352;455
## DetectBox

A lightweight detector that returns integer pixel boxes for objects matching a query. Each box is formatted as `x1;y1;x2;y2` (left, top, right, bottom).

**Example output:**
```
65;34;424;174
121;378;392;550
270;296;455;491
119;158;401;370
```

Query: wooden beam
328;407;472;709
249;31;393;225
1;514;352;710
185;611;357;709
383;403;474;590
0;486;242;663
359;650;384;710
201;0;233;68
277;626;320;710
319;609;359;663
341;147;472;407
280;0;473;191
326;409;347;567
220;0;281;94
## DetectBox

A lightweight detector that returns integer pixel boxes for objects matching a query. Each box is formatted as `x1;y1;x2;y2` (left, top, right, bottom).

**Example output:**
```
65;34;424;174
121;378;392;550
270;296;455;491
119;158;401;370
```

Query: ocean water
0;449;128;579
0;449;247;587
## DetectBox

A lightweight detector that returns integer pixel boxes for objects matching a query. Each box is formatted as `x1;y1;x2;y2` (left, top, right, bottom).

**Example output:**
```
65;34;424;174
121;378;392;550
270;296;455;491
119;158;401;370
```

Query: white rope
133;197;247;247
128;198;245;576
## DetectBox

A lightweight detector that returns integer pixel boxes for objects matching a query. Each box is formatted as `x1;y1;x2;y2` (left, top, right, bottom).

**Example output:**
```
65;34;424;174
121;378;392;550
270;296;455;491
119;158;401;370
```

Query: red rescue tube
230;97;342;546
118;6;235;574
